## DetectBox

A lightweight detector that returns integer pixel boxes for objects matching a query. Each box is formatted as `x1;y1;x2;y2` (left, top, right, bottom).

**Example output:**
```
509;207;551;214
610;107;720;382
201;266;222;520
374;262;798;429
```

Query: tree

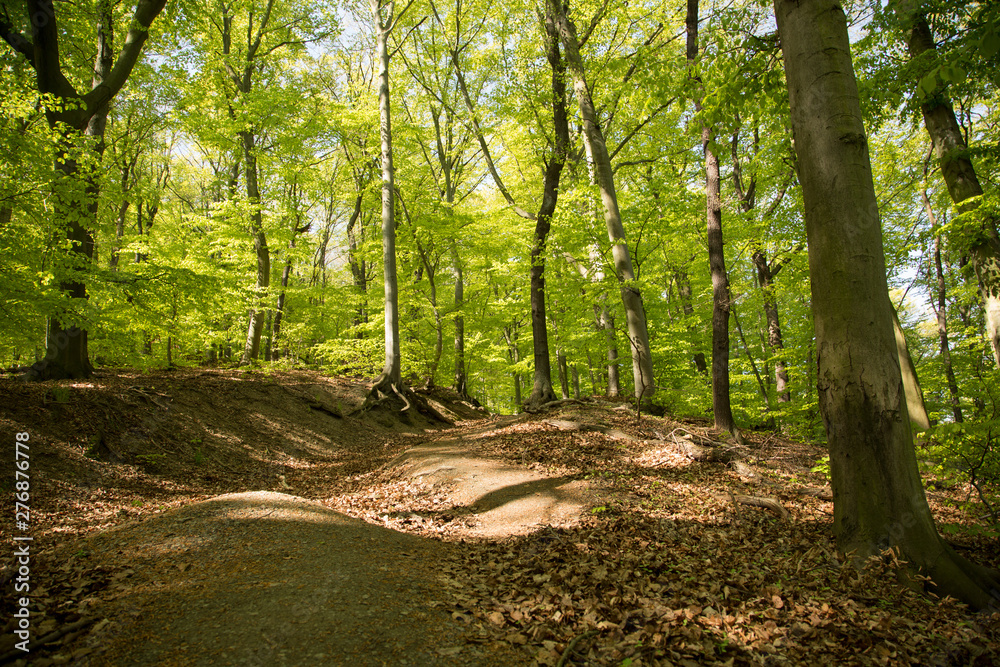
685;0;742;437
1;0;169;379
893;0;1000;371
775;0;1000;609
551;0;656;408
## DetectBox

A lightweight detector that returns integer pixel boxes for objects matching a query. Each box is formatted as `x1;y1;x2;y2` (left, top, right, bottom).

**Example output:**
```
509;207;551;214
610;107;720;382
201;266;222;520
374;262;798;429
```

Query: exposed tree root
355;374;454;425
523;397;585;413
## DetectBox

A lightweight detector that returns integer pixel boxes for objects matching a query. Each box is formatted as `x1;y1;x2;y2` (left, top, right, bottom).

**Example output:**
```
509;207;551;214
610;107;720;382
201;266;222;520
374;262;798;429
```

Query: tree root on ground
522;397;587;413
354;374;454;425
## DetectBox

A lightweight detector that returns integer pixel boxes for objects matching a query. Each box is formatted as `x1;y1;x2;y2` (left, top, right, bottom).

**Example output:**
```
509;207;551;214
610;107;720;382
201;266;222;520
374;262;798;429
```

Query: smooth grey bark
521;8;571;409
551;0;656;405
686;0;739;436
451;242;466;396
892;307;931;431
2;0;167;379
372;0;402;389
595;303;621;397
776;0;1000;609
895;2;1000;370
930;224;963;423
674;265;708;374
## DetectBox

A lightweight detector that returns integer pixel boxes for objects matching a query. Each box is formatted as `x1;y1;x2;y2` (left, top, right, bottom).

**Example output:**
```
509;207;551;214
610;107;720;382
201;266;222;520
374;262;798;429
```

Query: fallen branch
542;419;632;441
731;494;789;520
556;629;600;667
670;431;745;464
792;486;833;501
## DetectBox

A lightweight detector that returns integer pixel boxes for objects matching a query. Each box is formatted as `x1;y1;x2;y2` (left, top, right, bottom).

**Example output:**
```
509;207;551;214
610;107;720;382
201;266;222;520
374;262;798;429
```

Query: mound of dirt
0;368;451;540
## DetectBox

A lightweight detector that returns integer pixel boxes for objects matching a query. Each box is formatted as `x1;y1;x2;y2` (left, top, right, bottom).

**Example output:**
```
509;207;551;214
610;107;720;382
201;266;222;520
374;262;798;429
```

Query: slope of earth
1;369;998;666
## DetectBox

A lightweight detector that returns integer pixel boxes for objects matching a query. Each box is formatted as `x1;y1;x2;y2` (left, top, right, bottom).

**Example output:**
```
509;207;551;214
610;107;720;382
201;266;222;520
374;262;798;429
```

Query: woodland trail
84;491;530;667
58;420;608;666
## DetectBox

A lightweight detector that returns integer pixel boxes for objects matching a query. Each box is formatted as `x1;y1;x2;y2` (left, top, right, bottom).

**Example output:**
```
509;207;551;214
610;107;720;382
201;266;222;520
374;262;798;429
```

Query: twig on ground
556;629;600;667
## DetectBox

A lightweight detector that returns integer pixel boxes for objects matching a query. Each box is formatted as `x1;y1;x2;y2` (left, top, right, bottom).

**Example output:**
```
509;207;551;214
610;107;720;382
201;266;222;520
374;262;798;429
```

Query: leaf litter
1;371;997;665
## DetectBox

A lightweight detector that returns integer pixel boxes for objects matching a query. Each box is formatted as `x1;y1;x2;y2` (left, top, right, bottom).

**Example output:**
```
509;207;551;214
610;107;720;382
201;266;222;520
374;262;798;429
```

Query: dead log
671;432;744;464
792;486;833;501
731;494;790;520
542;419;632;441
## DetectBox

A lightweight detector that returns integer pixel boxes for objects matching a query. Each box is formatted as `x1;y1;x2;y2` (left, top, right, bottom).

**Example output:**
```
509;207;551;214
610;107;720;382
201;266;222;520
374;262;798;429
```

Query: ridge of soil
1;368;998;666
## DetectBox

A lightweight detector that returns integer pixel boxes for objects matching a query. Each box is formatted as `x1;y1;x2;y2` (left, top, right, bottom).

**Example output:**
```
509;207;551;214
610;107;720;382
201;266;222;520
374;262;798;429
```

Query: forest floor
1;367;998;666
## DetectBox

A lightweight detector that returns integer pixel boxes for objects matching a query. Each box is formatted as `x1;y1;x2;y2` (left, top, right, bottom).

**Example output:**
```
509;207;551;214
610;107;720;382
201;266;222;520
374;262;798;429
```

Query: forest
2;0;1000;632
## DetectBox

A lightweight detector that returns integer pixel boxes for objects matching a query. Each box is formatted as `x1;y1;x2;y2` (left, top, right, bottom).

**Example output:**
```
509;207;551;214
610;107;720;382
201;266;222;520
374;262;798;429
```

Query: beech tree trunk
552;0;656;405
452;243;466;396
239;129;271;365
675;266;709;374
751;249;790;403
775;0;1000;609
932;232;963;423
6;0;167;379
892;307;931;431
524;6;570;409
597;304;621;397
896;2;1000;370
373;0;402;388
687;0;739;435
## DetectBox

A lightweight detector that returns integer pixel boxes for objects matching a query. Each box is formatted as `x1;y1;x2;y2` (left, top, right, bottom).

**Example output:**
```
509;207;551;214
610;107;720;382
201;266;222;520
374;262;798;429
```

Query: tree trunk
896;2;1000;370
239;129;270;365
596;303;621;397
557;350;570;399
675;266;709;373
752;249;790;403
775;0;1000;609
521;7;571;409
892;307;931;431
452;243;466;396
687;0;739;435
932;232;963;422
552;0;655;405
345;192;369;331
271;239;294;362
705;135;738;432
373;1;401;388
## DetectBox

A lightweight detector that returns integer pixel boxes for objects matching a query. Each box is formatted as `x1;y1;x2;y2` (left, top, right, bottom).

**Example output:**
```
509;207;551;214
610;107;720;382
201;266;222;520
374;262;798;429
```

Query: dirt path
70;427;608;667
81;491;530;666
387;433;604;538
